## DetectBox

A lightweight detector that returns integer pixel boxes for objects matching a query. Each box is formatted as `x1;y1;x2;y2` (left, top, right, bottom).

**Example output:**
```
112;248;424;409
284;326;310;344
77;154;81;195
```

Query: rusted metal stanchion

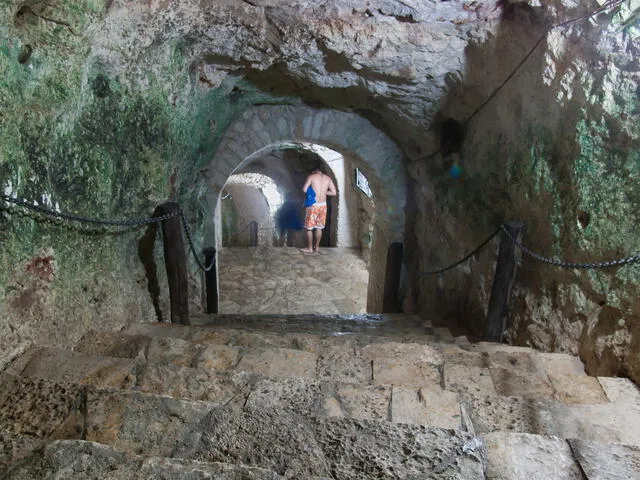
484;222;523;341
203;247;218;314
154;202;189;325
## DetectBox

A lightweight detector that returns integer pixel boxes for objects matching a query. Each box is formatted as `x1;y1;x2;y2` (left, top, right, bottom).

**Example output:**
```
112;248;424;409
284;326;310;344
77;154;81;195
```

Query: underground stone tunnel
0;0;639;478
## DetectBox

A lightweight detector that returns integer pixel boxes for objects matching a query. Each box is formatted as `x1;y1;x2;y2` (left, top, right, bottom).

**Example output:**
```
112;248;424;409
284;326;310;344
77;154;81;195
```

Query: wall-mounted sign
355;168;373;198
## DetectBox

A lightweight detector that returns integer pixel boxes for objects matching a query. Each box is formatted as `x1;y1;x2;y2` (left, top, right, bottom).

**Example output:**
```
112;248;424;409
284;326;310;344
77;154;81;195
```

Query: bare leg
313;229;322;251
300;229;314;253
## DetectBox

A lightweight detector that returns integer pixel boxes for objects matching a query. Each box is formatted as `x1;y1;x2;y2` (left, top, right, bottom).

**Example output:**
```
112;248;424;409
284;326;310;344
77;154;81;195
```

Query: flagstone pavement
218;247;370;314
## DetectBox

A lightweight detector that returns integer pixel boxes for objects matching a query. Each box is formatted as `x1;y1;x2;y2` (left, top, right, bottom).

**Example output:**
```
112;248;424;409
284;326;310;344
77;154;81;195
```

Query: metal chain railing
420;227;502;275
500;225;640;270
5;192;638;274
0;192;178;228
0;201;142;236
421;223;640;275
1;192;214;271
178;209;215;272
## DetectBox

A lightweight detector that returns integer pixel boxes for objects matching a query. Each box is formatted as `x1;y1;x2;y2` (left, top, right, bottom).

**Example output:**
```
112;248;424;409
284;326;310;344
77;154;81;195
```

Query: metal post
484;222;523;342
203;247;218;314
249;221;258;247
154;202;189;325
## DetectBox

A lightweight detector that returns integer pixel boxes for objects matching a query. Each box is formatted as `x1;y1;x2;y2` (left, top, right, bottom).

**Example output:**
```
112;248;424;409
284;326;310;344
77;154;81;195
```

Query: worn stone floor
218;247;369;314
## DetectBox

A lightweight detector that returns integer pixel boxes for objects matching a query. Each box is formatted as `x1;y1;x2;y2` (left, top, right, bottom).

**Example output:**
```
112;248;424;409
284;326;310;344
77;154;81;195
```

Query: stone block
316;346;371;384
487;351;554;398
173;406;332;478
85;390;214;457
187;328;238;346
0;429;44;474
466;394;543;434
598;376;640;403
2;439;291;480
334;384;391;421
484;432;582;479
2;440;132;480
18;347;136;390
568;438;640;480
244;376;324;418
362;342;443;387
441;344;488;367
195;344;240;371
391;386;461;429
74;330;150;359
0;374;84;442
146;337;202;368
236;347;317;378
548;373;608;404
466;343;533;354
545;402;640;447
137;363;251;405
125;323;191;341
445;364;497;396
139;456;290;479
538;352;585;376
313;417;484;479
245;375;389;422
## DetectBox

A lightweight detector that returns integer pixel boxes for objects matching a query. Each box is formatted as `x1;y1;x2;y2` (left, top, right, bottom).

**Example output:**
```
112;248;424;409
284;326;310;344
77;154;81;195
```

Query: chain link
178;209;215;272
501;225;640;269
420;227;502;275
421;222;640;276
0;192;178;227
1;192;215;271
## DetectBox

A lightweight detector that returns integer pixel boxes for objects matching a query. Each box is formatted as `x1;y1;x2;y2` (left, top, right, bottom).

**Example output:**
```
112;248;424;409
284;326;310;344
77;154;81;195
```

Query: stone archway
206;105;407;312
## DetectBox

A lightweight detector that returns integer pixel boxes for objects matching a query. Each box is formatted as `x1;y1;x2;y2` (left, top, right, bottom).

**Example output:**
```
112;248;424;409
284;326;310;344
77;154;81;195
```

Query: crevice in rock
14;4;77;35
137;223;163;323
17;44;32;64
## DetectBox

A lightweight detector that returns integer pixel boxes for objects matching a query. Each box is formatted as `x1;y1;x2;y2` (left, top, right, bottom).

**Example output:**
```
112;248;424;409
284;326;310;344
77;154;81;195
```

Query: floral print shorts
304;203;327;230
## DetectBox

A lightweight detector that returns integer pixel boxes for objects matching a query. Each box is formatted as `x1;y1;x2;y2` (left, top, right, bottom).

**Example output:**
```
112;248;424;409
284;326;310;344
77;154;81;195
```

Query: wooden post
154;202;189;325
249;221;258;247
383;242;404;313
484;222;524;342
203;247;218;314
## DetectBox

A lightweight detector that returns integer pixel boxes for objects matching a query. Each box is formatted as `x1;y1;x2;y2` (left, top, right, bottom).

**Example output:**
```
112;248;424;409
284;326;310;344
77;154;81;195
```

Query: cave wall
0;0;276;367
411;3;640;380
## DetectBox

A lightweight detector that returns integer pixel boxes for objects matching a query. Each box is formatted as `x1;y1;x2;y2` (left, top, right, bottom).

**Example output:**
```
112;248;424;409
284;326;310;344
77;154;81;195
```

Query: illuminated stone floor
218;247;369;314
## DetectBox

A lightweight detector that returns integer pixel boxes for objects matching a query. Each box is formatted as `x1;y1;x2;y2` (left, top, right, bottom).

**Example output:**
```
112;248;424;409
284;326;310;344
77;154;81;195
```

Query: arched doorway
203;106;407;313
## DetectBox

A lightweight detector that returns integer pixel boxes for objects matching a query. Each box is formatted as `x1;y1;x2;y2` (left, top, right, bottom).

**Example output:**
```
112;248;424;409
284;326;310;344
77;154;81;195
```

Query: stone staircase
1;314;640;479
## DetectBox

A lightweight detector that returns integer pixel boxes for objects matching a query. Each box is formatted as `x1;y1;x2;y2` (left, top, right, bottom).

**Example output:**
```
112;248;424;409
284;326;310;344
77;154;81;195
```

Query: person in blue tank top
301;167;337;253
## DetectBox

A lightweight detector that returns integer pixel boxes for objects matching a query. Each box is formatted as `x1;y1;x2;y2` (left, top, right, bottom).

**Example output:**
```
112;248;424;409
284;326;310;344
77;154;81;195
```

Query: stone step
0;372;483;479
466;390;640;447
115;321;444;353
17;339;446;389
77;327;610;406
0;374;87;471
0;429;45;474
12;342;638;447
7;347;465;430
188;312;437;337
4;373;638;479
2;439;306;479
483;432;640;480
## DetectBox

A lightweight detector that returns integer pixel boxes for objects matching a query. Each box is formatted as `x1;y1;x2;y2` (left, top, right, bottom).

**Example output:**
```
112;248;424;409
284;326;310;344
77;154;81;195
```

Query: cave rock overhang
206;105;407;246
